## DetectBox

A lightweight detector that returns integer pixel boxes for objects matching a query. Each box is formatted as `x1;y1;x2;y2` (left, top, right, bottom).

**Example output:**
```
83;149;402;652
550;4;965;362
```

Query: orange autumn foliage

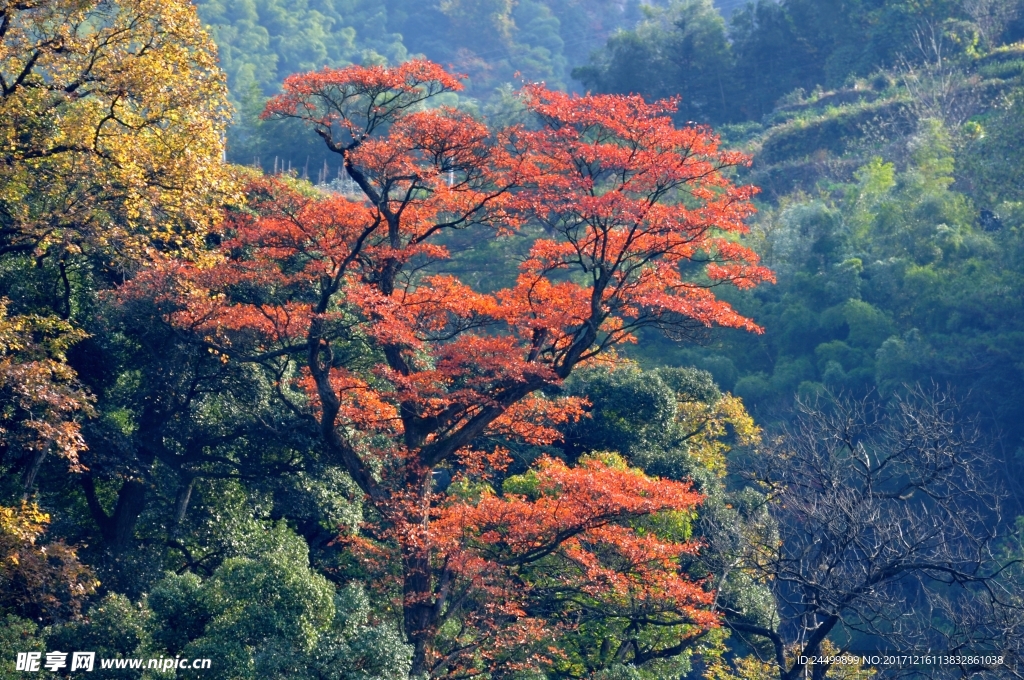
0;503;98;624
126;60;772;677
435;456;711;611
0;300;93;470
424;455;714;675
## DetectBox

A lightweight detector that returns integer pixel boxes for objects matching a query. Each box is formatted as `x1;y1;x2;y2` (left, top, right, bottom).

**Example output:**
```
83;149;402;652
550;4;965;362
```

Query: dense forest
3;1;1024;679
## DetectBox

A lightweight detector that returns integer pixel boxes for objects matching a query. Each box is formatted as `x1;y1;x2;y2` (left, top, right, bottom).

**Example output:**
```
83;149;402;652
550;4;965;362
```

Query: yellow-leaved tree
1;0;234;492
0;0;234;264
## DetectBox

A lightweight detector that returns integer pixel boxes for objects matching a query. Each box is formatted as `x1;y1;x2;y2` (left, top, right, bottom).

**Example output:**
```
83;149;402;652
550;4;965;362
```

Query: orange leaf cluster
123;60;771;676
502;86;775;364
264;60;465;137
415;456;715;673
0;301;94;468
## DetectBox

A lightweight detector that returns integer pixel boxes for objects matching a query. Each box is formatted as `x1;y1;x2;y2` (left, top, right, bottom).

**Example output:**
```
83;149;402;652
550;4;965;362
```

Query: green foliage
729;0;971;117
834;300;896;348
306;585;412;680
959;88;1024;207
173;579;328;676
574;0;735;123
0;616;44;680
757;97;915;165
671;114;1024;470
562;366;679;461
196;0;405;97
561;365;757;486
148;524;411;680
578;0;1013;128
147;573;208;656
512;0;568;84
656;366;722;405
733;373;772;405
28;526;410;680
46;595;151;680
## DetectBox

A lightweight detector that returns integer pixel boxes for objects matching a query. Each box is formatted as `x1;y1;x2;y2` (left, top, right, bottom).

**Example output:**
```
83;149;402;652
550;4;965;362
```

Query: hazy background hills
198;0;1024;507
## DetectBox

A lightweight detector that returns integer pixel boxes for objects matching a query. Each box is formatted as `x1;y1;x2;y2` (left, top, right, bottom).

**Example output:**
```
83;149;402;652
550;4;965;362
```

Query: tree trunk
404;546;437;678
21;443;50;497
107;479;147;550
78;406;166;552
403;468;439;679
170;474;195;539
81;466;151;554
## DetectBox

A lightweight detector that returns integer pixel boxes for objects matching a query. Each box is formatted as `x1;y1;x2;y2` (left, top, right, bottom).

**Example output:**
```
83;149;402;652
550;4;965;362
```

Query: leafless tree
719;388;1024;680
963;0;1022;49
894;23;984;129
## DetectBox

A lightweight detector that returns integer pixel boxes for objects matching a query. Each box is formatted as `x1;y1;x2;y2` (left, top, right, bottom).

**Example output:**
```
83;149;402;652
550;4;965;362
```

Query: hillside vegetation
4;1;1024;678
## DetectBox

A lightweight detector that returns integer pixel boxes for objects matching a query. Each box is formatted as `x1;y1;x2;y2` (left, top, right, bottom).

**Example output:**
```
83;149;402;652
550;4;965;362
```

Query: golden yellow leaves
0;502;52;547
0;502;99;623
679;393;761;477
704;652;779;680
0;0;234;262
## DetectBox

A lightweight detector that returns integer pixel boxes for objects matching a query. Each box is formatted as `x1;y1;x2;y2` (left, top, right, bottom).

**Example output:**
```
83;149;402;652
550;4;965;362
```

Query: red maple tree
128;60;772;676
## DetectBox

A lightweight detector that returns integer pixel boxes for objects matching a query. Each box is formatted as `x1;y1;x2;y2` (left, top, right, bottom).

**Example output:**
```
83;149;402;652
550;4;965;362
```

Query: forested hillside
3;1;1024;679
197;0;643;173
591;2;1024;511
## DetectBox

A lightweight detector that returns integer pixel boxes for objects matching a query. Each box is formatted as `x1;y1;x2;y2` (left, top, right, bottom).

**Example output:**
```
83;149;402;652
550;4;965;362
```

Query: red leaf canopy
125;60;772;676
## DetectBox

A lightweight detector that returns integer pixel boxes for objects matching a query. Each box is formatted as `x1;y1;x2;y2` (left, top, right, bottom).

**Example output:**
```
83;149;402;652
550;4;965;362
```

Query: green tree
552;366;772;677
46;594;152;680
574;0;735;124
0;615;44;680
196;0;406;97
147;523;411;679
